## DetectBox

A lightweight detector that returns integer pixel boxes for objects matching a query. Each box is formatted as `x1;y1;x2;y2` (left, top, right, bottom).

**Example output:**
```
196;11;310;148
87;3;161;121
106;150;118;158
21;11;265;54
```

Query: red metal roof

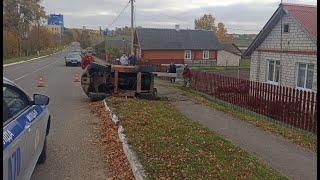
282;3;317;41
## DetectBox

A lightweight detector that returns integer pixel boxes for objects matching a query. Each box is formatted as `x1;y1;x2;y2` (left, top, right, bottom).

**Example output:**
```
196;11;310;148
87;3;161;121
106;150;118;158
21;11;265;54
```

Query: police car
3;77;51;180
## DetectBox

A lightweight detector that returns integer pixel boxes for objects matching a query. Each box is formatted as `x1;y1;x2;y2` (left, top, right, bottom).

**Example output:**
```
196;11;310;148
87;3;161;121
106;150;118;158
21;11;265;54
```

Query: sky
41;0;317;34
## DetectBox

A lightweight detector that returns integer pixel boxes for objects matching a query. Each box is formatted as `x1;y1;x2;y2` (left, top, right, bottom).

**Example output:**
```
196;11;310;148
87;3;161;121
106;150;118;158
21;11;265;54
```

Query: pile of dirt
89;101;134;180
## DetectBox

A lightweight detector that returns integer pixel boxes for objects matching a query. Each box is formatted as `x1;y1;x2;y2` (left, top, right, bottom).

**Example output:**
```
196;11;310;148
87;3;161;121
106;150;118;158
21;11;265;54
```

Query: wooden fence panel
188;72;317;133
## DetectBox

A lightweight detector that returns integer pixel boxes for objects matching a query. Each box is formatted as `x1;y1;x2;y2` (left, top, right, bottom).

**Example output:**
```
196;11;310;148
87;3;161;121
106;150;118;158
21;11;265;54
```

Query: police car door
3;84;31;180
3;84;44;180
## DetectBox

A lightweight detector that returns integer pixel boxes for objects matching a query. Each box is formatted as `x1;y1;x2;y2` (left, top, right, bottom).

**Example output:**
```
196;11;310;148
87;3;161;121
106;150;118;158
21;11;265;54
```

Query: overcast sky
41;0;316;34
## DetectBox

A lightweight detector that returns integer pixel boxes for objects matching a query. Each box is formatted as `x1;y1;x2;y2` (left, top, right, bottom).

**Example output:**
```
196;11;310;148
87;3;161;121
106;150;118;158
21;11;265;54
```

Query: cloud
41;0;317;33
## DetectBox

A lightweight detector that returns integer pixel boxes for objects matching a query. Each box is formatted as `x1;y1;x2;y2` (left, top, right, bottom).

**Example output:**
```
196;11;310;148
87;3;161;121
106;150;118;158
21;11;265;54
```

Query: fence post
309;92;315;132
313;101;317;133
305;91;311;131
296;90;303;129
301;91;307;130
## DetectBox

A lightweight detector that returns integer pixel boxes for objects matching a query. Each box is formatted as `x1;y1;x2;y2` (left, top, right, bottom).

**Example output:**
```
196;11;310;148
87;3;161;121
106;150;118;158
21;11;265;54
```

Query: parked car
65;53;82;66
3;77;51;180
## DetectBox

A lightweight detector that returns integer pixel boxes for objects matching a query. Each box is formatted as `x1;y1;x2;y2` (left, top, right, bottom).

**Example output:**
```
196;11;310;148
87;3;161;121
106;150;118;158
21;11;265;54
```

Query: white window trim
295;63;314;91
266;59;280;85
203;50;209;59
185;50;191;60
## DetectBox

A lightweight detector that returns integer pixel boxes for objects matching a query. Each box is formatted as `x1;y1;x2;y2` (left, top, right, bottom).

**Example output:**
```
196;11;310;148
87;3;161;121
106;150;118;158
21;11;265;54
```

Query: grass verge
3;47;65;65
106;96;287;179
158;81;317;153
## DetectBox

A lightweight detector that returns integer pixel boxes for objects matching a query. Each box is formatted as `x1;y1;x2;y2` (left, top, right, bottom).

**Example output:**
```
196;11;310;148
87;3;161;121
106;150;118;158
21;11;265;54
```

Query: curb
3;51;60;67
103;99;147;180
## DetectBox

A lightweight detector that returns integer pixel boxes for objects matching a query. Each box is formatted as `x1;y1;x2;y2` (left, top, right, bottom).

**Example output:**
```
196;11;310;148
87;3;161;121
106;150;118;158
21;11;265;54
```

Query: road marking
3;48;64;67
14;60;59;81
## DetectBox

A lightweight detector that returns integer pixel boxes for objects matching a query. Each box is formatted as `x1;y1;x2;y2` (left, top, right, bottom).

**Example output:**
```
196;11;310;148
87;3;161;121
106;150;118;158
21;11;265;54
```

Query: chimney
175;24;180;31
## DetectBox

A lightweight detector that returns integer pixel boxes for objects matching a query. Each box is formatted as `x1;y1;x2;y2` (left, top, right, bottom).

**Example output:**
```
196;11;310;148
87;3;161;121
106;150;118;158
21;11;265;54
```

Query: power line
108;1;130;28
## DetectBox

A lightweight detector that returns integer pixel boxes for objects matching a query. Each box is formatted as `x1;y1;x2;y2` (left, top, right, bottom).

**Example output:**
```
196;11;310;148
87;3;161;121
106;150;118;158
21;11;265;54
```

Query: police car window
3;85;30;122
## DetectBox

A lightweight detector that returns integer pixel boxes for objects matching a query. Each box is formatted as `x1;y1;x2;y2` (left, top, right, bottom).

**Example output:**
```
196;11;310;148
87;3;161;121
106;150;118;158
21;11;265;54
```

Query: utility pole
279;0;283;86
130;0;134;55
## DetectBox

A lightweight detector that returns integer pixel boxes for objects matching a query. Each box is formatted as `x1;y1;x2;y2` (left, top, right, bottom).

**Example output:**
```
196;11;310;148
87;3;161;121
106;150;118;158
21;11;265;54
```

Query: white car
3;77;51;180
65;53;81;66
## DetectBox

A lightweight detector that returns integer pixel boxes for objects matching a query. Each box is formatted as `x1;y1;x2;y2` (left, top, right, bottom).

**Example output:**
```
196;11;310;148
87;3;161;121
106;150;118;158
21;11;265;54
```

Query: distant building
45;25;62;35
134;26;220;65
48;14;64;34
217;43;242;66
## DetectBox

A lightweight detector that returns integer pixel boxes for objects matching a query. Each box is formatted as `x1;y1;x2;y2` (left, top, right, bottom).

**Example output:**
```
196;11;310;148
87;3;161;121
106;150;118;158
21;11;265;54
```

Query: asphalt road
4;49;112;179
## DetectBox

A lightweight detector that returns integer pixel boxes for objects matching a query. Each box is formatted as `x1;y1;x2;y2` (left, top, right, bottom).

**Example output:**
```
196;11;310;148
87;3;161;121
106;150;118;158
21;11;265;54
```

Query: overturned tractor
81;62;157;101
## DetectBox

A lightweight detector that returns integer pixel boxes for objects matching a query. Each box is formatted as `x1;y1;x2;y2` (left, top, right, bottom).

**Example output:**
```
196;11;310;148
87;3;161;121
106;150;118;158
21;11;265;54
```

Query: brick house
133;26;221;65
243;3;317;92
217;43;242;66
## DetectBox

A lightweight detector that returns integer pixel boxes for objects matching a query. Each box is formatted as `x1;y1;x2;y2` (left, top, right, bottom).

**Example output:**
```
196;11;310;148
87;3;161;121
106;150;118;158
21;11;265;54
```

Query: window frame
203;50;209;59
3;84;32;125
283;23;290;33
184;50;191;60
266;59;280;85
295;63;314;91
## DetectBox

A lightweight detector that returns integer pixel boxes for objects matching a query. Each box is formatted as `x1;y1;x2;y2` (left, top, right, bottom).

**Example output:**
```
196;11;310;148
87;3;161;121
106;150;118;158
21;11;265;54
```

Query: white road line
14;60;59;81
4;49;63;67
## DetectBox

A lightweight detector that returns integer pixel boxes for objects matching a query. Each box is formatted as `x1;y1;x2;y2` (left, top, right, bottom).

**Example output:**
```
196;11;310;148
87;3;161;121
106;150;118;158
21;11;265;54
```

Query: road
4;49;112;179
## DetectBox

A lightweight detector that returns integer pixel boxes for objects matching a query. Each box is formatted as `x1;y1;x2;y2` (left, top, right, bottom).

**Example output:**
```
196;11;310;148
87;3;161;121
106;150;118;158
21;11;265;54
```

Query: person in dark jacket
168;62;177;83
128;53;137;66
182;64;191;87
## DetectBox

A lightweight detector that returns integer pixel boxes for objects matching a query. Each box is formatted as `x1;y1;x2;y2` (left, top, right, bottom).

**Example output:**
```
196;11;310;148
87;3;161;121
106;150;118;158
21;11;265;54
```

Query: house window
296;63;314;90
203;50;209;59
267;60;280;84
283;24;289;33
185;50;191;59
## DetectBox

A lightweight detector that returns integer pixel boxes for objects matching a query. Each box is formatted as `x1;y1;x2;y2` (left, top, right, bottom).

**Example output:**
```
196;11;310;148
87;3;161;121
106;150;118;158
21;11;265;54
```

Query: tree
3;0;47;57
216;22;234;43
21;27;55;56
107;47;120;59
3;29;18;58
194;14;217;32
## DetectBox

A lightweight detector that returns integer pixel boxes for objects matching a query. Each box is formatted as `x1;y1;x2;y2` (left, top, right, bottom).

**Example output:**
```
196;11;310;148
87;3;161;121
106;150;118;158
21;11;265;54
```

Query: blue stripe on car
3;105;45;151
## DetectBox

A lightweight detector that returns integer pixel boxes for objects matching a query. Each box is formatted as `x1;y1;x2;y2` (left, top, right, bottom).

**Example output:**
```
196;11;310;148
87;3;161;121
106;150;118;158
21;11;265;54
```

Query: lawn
105;97;287;179
158;81;317;153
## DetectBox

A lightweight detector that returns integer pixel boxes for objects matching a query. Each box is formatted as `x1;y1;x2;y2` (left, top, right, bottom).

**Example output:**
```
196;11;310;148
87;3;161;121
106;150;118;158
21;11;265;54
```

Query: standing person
128;55;133;65
128;53;137;66
120;53;128;65
81;53;95;70
115;58;120;65
131;54;137;66
168;62;177;83
182;64;191;87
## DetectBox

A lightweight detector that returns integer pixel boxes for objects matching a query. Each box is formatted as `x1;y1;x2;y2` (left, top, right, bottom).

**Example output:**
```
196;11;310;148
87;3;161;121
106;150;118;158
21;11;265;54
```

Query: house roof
105;39;130;49
243;3;317;57
220;43;242;56
282;3;317;41
136;28;221;50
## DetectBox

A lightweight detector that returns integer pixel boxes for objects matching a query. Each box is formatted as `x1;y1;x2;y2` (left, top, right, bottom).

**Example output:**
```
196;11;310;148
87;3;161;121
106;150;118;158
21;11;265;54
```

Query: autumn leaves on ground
160;82;317;153
90;97;287;179
89;101;134;179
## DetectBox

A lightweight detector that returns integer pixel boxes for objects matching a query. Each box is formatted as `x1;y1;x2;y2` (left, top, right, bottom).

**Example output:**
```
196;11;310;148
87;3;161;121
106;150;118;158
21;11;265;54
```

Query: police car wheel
37;137;47;164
